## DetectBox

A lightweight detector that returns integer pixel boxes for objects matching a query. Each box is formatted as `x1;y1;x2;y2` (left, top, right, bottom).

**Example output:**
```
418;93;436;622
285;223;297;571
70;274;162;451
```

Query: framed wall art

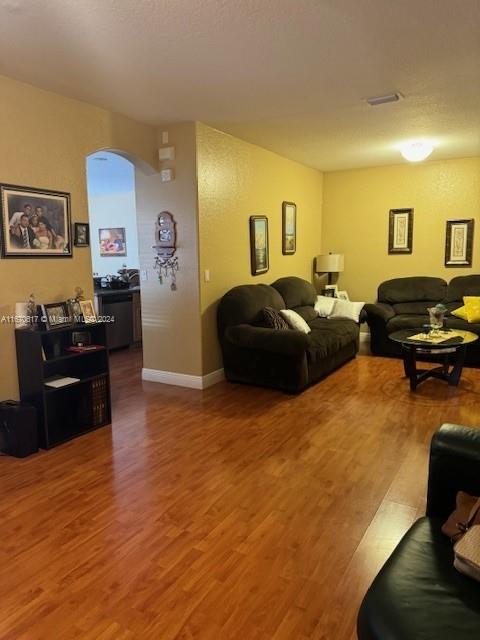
388;208;413;254
74;222;90;247
282;201;296;255
445;219;474;267
99;227;126;256
249;215;269;275
0;183;72;258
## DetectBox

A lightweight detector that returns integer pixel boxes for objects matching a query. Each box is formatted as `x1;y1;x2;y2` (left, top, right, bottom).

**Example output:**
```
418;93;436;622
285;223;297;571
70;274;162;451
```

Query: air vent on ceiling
366;93;402;106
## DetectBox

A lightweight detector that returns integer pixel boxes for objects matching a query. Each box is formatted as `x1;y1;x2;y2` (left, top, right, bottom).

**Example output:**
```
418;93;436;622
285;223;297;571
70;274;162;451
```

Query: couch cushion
378;277;447;304
392;301;440;315
307;318;359;361
445;317;480;334
446;275;480;302
386;314;429;332
271;276;316;309
358;518;480;640
293;305;318;322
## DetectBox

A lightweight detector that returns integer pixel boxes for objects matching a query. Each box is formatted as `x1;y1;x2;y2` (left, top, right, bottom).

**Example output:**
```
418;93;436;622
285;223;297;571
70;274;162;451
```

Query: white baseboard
359;332;370;344
141;367;224;389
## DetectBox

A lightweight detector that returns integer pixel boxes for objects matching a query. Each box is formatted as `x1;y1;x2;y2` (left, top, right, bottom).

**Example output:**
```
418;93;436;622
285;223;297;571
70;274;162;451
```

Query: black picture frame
282;201;296;255
388;208;414;254
74;222;90;247
40;302;72;330
0;183;72;258
249;215;269;275
445;219;474;267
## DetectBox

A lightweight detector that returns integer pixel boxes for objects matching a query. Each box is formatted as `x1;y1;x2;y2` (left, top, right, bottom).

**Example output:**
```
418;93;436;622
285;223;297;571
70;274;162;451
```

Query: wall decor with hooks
153;211;179;290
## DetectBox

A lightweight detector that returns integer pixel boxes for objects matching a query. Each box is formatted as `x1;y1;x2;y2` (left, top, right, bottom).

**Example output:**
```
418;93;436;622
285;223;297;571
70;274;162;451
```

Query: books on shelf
64;345;103;353
44;376;80;389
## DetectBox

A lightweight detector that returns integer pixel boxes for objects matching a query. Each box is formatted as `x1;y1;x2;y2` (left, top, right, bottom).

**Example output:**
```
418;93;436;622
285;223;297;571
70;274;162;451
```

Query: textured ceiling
0;0;479;170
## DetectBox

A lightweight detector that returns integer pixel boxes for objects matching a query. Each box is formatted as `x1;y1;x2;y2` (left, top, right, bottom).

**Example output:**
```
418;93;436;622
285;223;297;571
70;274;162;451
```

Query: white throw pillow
314;295;336;318
329;299;365;323
279;309;312;334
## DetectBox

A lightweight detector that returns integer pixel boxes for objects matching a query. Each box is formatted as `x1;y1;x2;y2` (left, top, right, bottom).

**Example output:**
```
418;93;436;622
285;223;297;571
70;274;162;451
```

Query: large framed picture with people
0;183;72;258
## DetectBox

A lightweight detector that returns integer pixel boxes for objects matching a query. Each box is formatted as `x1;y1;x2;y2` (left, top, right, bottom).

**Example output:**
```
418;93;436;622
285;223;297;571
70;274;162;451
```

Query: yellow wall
322;157;480;305
0;74;157;399
196;123;324;374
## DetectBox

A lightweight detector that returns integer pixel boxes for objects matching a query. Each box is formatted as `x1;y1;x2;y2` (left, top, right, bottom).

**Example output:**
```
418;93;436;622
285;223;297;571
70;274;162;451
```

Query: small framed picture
67;299;83;323
99;227;126;256
40;302;72;330
445;219;474;267
80;299;97;324
323;284;338;298
282;201;296;255
74;222;90;247
337;290;350;301
388;208;414;254
249;215;269;275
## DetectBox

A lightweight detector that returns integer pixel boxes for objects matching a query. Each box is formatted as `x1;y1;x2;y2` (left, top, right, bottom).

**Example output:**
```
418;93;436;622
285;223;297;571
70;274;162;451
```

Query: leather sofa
358;423;480;640
217;276;360;392
365;275;480;363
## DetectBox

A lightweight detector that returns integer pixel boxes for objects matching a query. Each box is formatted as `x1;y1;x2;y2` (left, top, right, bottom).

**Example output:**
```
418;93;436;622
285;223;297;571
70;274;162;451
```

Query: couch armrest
225;324;309;357
364;302;395;323
426;423;480;519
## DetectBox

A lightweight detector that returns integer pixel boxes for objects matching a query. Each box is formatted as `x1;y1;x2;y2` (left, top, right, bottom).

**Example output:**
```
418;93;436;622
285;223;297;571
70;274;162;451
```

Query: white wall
86;151;139;277
87;191;140;276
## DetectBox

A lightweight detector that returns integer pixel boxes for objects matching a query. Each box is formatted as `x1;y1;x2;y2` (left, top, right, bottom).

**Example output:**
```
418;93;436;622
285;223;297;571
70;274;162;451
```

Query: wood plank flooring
1;350;479;639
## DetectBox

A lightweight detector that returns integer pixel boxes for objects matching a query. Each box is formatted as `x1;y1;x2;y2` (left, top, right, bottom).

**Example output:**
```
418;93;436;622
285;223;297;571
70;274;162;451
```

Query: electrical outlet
140;269;148;281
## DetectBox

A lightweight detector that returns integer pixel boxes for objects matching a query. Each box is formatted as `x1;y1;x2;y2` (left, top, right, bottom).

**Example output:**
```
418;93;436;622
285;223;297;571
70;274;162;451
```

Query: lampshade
315;253;344;273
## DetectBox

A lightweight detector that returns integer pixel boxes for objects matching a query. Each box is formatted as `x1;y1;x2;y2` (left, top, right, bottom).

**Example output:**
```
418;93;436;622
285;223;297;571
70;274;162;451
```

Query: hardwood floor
1;350;479;639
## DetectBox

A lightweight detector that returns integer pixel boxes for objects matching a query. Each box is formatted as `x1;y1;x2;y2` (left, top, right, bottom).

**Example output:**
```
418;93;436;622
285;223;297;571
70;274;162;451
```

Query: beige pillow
329;299;365;323
314;295;336;317
279;309;311;334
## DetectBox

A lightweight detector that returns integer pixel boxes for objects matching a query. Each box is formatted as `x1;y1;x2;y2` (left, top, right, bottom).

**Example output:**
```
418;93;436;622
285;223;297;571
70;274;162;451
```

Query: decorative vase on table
427;304;447;334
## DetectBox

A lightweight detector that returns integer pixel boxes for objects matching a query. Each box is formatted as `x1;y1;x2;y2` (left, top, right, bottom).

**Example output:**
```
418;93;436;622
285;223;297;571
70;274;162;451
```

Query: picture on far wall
445;219;474;267
0;183;72;258
99;227;127;256
282;201;296;255
249;215;269;275
388;208;414;254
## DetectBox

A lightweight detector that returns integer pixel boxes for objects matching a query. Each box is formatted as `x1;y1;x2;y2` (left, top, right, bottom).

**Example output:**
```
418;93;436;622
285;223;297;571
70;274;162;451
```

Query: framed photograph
249;216;269;275
0;183;72;258
74;222;90;247
40;302;72;330
79;299;97;324
337;290;350;301
282;201;296;255
323;284;338;298
99;227;126;256
388;208;413;254
67;299;83;323
445;219;474;267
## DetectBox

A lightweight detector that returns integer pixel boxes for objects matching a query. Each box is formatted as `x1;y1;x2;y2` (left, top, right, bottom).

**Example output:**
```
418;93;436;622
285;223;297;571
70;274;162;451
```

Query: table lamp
315;253;344;285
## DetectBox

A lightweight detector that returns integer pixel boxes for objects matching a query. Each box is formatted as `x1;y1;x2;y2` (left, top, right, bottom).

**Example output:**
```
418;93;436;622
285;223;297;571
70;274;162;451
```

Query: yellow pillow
463;296;480;323
452;305;469;321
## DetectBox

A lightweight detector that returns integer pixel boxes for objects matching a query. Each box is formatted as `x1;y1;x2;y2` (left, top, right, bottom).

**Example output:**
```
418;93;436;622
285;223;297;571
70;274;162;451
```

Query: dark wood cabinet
15;323;111;449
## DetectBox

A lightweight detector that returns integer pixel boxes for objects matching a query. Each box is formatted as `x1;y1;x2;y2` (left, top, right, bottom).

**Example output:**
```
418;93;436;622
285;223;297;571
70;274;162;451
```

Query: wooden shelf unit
15;323;111;449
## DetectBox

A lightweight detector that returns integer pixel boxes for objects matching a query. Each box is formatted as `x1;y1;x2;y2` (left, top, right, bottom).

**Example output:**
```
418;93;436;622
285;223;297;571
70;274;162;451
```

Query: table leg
403;346;417;391
448;345;466;386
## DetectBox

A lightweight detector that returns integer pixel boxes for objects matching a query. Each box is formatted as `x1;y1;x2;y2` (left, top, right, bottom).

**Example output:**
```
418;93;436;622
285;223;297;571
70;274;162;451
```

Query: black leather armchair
358;424;480;640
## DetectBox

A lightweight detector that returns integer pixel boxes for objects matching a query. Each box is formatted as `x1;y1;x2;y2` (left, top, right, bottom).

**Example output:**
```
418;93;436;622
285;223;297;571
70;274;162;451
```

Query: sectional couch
365;275;480;364
217;276;360;392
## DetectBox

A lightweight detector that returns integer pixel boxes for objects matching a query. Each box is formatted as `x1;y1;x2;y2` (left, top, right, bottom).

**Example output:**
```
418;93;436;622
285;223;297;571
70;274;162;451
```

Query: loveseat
358;423;480;640
217;276;360;392
365;275;480;363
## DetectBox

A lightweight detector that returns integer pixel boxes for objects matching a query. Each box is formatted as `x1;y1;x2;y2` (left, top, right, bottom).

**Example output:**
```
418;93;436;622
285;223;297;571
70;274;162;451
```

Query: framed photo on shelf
388;208;413;254
40;302;72;330
99;227;126;256
322;284;338;298
337;290;350;301
74;222;90;247
249;215;269;275
282;201;296;255
0;183;72;258
80;299;97;324
445;219;474;267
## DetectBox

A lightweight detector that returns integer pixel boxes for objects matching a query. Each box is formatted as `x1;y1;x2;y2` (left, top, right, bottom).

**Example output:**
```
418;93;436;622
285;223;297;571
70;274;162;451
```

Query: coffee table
389;329;478;391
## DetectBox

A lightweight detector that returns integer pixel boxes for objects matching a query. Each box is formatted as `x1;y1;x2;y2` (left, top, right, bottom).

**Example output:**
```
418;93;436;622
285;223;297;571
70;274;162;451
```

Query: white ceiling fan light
399;140;435;162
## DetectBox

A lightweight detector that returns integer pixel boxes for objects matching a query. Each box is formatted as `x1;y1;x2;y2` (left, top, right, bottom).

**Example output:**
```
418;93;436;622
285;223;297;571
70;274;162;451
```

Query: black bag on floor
0;401;38;458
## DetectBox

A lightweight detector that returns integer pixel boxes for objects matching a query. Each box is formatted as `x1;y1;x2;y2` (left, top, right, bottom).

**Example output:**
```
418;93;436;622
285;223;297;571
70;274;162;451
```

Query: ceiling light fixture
399;141;435;162
367;93;402;106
